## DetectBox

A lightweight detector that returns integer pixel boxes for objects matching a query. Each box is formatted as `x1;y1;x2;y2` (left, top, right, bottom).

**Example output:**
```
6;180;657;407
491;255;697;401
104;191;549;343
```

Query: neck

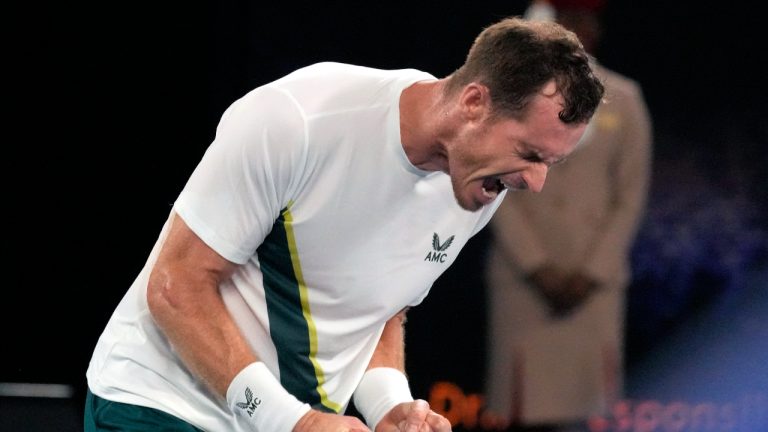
399;79;450;172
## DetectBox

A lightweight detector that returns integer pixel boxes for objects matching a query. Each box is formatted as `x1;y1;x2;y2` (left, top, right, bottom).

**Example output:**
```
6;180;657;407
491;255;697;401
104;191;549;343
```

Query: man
482;2;652;431
85;16;604;432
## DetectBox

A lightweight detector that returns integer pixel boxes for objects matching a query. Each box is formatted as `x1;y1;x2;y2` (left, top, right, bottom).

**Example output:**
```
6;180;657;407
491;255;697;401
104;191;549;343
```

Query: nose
523;164;548;193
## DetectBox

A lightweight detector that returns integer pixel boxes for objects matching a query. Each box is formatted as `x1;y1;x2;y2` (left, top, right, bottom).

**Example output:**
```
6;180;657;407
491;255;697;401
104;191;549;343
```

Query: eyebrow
523;144;567;167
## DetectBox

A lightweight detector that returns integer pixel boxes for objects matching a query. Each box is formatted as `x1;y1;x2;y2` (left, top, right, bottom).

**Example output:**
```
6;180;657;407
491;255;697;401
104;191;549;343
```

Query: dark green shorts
84;389;204;432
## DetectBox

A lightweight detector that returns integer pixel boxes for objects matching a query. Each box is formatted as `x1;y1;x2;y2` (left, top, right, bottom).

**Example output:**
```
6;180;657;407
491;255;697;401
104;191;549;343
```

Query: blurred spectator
481;1;653;431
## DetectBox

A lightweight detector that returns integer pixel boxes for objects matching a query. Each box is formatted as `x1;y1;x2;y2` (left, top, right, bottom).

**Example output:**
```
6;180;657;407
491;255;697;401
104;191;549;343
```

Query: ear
458;83;491;121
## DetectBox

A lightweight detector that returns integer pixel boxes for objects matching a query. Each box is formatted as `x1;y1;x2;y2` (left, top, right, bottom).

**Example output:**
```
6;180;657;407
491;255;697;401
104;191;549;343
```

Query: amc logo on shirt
424;233;455;263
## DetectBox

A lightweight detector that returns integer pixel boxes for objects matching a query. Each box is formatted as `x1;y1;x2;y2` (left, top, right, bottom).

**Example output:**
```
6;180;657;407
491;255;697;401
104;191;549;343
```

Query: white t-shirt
87;62;505;431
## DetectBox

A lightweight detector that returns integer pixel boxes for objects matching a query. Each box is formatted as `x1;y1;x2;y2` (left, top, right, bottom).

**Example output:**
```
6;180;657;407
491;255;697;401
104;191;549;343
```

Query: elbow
146;267;180;322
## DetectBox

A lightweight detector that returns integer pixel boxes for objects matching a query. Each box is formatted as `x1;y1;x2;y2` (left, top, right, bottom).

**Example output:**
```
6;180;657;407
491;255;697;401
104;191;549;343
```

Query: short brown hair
448;17;604;123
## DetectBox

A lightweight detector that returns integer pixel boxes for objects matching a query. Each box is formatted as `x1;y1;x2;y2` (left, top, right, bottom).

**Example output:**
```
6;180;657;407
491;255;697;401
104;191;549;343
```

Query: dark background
6;0;767;430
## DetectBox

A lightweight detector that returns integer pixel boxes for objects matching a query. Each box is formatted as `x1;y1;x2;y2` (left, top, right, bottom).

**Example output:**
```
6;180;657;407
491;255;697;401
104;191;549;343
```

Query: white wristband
226;362;311;432
353;367;414;430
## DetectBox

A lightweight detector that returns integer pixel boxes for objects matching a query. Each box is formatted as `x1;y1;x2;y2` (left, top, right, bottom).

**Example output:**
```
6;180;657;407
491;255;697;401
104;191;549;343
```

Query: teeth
500;179;512;190
482;187;498;199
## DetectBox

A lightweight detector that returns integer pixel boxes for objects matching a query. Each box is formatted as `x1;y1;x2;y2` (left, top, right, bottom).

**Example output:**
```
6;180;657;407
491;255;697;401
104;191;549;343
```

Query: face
445;81;588;211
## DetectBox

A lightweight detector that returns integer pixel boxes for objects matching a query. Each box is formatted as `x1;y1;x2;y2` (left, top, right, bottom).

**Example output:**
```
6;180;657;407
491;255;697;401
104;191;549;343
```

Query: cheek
463;131;496;163
449;135;478;167
452;124;503;172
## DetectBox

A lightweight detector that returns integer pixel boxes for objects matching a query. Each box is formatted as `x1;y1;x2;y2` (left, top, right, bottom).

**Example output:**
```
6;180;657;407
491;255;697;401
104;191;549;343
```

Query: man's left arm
354;309;452;432
582;81;653;287
586;84;652;282
555;82;652;316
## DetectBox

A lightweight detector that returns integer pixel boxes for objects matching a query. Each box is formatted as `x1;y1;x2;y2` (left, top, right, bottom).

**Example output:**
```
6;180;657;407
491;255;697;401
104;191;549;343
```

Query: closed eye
523;153;544;163
523;152;566;167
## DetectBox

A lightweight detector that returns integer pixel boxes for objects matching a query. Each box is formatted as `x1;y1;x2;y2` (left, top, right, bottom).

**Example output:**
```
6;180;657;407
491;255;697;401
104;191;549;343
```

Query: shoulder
218;85;305;136
263;62;435;117
271;62;431;90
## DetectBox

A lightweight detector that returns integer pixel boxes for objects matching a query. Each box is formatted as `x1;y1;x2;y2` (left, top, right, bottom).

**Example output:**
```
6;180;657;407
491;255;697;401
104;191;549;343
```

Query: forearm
145;213;256;397
146;214;313;432
354;309;414;429
147;268;255;397
366;308;408;372
583;114;651;283
356;308;451;431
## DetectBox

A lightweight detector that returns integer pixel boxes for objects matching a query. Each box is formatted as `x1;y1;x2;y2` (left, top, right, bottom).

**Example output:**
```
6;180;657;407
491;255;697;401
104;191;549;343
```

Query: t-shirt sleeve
174;86;307;264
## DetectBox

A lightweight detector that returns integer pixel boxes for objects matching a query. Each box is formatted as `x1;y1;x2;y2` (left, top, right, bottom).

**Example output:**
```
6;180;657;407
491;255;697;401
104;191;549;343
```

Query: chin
454;193;483;212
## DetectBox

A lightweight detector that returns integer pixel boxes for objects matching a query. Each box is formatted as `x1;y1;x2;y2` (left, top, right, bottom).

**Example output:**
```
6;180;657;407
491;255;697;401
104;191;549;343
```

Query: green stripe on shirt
257;203;342;413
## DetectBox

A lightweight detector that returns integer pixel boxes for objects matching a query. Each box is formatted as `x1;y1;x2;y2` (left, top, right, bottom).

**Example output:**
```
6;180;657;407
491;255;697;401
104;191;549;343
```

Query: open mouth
482;176;507;198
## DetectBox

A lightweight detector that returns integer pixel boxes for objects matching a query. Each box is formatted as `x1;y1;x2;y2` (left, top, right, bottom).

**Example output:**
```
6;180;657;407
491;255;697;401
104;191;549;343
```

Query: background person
482;1;652;431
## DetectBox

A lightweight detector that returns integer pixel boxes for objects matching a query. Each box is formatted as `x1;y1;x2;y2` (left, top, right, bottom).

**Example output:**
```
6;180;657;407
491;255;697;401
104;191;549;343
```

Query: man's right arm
146;212;252;396
146;212;369;431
